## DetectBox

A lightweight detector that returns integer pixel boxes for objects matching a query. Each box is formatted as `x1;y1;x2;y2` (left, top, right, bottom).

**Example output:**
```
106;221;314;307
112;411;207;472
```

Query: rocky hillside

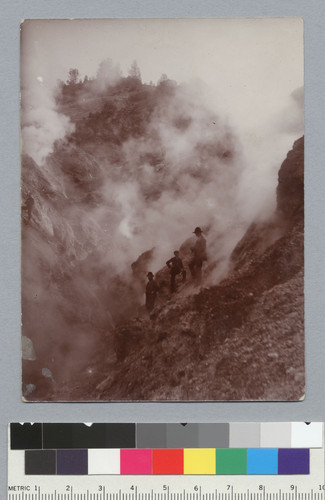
22;72;236;400
21;66;304;401
57;137;304;401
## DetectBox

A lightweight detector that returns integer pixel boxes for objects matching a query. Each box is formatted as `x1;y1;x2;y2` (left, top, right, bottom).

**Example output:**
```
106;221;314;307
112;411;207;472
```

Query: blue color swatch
247;448;278;474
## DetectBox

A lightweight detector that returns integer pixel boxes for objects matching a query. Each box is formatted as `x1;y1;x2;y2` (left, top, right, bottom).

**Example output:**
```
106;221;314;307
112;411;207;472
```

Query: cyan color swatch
247;449;278;474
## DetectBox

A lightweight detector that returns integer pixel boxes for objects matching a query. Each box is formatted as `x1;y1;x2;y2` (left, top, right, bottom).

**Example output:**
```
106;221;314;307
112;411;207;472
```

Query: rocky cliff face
57;137;304;401
21;153;114;399
21;69;304;401
22;74;245;400
277;136;304;223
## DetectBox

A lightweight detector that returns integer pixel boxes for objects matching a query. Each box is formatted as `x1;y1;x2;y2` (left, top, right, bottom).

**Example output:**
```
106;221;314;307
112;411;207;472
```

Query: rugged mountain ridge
22;72;243;400
61;137;304;401
21;68;304;401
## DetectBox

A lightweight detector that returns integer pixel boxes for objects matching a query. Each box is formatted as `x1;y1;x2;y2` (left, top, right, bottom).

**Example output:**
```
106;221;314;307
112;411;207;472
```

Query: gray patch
22;336;36;361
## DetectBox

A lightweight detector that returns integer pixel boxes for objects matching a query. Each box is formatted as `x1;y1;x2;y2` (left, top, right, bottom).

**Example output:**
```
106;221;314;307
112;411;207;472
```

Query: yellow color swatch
184;448;216;475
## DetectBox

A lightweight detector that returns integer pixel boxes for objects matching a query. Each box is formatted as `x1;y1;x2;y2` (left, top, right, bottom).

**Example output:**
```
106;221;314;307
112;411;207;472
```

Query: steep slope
21;64;304;401
22;73;243;400
63;137;304;401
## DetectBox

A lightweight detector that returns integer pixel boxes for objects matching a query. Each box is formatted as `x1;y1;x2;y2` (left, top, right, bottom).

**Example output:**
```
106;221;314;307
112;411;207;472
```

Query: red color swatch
153;449;184;474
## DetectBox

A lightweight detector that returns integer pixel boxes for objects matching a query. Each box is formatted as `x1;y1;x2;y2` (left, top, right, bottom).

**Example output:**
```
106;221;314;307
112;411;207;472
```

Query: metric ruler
7;423;325;500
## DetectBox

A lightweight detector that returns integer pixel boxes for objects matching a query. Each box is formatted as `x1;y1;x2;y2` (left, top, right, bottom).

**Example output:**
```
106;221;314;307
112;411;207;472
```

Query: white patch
118;218;132;238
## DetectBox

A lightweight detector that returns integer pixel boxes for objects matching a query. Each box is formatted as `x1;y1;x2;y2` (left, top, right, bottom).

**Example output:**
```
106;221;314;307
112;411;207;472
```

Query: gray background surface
1;0;324;496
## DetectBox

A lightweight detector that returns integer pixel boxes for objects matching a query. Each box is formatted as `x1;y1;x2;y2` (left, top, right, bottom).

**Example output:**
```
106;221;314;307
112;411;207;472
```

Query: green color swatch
215;448;247;474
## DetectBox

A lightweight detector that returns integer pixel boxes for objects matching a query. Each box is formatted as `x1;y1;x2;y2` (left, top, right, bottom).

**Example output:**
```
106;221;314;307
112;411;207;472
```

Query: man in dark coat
189;227;207;283
166;250;186;292
145;272;159;312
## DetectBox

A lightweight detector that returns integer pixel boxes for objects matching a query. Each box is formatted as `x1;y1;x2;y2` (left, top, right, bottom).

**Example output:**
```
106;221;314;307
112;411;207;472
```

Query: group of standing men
145;226;207;312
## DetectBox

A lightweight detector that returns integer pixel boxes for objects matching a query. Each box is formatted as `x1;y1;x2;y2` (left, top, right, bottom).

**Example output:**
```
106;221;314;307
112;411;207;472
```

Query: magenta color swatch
120;449;152;474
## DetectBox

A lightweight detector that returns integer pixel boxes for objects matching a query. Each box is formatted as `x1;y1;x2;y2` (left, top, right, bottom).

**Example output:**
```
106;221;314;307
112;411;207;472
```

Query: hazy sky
21;18;304;220
21;18;303;127
20;18;305;344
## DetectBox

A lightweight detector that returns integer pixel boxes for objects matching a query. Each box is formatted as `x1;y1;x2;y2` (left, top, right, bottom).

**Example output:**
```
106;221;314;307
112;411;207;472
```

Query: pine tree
128;60;141;81
67;68;80;85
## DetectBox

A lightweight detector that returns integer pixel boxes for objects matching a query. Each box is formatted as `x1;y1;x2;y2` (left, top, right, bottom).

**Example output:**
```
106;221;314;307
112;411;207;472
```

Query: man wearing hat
189;227;207;283
166;250;186;293
145;272;159;312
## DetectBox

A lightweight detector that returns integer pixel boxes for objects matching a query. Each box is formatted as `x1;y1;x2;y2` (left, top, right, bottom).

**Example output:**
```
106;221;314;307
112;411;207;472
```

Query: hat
193;226;203;234
147;272;154;278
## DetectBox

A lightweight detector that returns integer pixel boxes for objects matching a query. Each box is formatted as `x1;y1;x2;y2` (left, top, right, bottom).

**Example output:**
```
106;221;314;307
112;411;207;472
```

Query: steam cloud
20;24;75;165
21;78;75;165
21;56;304;392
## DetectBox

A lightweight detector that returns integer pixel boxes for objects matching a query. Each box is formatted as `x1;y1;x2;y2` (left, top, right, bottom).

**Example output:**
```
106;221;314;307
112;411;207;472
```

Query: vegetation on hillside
22;62;304;401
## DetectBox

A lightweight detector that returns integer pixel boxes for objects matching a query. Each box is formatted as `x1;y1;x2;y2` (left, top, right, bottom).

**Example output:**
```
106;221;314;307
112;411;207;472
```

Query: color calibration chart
8;423;325;500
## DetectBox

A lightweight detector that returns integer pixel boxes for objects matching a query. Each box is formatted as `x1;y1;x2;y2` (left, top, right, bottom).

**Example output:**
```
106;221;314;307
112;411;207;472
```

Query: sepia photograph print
21;18;304;401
